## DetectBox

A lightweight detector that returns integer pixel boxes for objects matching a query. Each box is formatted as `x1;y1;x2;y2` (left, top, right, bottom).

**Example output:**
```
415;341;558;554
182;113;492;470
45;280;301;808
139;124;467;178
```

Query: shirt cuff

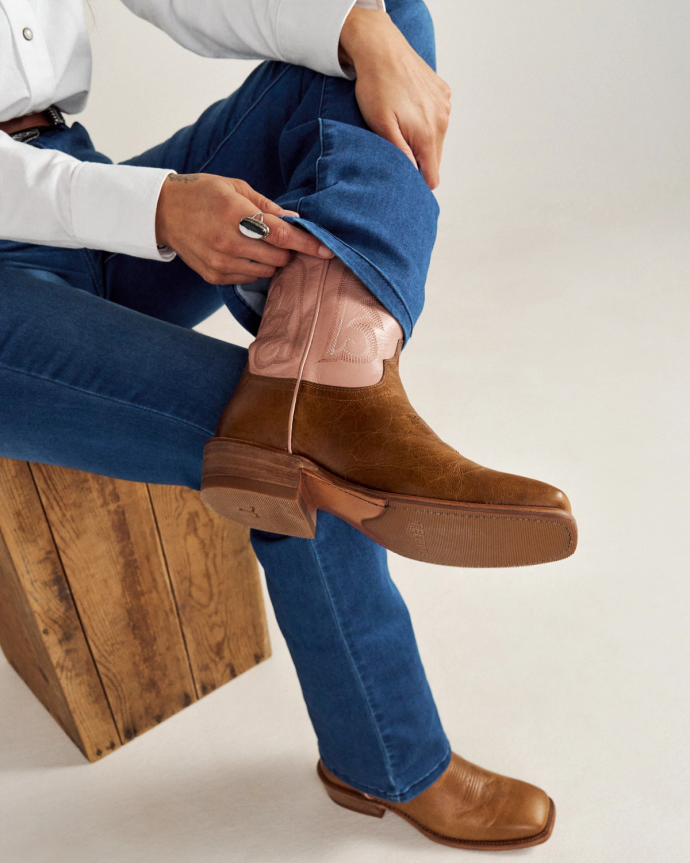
277;0;385;80
70;161;176;260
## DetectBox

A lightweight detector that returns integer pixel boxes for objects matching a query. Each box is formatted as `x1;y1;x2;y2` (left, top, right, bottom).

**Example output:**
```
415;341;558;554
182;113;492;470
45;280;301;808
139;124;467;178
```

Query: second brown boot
201;253;577;568
317;753;556;851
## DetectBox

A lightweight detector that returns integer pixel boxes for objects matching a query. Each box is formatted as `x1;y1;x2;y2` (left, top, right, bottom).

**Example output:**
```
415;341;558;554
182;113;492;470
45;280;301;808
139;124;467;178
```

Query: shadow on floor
0;660;86;771
69;757;434;862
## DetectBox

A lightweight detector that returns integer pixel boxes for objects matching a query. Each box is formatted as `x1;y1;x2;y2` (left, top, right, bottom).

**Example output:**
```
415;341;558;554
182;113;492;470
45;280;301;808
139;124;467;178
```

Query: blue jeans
0;0;450;801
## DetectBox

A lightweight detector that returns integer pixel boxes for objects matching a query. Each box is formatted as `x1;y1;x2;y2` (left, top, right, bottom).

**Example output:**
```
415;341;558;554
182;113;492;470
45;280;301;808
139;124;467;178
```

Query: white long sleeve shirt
0;0;383;260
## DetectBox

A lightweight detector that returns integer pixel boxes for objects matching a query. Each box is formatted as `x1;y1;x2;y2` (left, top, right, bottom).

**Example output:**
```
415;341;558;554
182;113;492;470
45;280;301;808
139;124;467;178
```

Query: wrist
338;8;392;70
155;174;176;247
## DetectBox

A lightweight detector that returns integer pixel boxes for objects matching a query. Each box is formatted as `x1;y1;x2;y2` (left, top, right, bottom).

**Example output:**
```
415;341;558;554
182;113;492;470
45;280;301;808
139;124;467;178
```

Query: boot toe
530;480;571;514
475;468;572;513
499;780;552;840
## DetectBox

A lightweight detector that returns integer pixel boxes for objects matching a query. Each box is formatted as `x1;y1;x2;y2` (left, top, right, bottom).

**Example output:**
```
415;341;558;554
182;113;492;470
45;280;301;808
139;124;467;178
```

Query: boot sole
316;761;556;851
201;438;577;568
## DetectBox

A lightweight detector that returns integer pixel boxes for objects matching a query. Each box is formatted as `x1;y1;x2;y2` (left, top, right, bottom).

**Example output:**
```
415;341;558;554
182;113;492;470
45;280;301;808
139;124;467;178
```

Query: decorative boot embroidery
319;271;385;365
253;256;306;369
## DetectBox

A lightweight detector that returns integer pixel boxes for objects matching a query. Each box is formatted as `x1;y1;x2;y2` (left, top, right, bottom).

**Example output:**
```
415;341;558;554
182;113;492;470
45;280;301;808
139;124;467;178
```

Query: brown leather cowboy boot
201;253;577;567
317;753;556;851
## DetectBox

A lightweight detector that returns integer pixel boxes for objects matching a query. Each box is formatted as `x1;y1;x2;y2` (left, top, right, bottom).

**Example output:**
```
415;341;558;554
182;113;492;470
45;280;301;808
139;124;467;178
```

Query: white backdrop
2;2;689;861
79;1;690;230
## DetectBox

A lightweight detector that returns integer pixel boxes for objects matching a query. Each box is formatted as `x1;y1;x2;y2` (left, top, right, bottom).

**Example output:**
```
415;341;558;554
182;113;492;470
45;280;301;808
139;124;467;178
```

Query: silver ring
239;212;270;240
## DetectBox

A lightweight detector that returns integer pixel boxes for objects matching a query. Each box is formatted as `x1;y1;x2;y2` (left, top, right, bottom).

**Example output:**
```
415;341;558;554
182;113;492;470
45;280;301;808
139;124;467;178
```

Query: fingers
407;98;449;190
185;247;284;286
367;113;444;188
234;259;280;279
232;219;331;262
211;272;271;285
404;107;449;189
231;179;299;219
228;182;331;258
169;174;335;285
233;239;291;268
415;138;441;190
261;214;333;258
198;260;280;285
381;122;418;169
352;38;451;190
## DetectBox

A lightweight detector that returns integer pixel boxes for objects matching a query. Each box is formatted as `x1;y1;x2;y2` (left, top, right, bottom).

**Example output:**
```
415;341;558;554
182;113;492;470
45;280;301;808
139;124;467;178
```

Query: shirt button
22;27;33;41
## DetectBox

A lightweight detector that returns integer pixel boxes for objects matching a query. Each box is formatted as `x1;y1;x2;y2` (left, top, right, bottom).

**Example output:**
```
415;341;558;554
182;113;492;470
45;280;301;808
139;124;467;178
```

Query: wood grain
0;458;120;761
148;484;270;697
30;464;196;744
1;458;271;762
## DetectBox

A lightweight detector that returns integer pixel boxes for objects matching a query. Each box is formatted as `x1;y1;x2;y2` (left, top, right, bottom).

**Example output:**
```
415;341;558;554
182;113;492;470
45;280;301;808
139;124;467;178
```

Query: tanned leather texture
292;346;570;509
0;111;52;135
206;253;575;567
216;369;293;453
217;347;571;512
319;752;554;847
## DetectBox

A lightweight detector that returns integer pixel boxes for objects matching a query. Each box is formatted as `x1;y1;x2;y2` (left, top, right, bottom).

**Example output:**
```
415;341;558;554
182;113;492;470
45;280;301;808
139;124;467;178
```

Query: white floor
2;2;690;860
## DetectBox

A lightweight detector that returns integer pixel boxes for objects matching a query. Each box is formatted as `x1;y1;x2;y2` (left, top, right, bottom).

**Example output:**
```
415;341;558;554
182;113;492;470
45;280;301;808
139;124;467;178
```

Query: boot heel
325;785;386;819
200;438;317;538
317;762;386;818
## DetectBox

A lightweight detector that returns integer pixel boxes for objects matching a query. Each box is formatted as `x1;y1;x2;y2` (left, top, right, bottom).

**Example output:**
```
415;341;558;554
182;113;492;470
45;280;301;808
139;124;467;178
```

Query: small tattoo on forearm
169;174;199;183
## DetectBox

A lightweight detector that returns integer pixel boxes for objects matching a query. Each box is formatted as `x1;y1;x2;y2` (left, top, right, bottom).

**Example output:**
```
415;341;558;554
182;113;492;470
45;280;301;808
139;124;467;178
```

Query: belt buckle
11;127;41;144
44;105;65;127
9;105;65;143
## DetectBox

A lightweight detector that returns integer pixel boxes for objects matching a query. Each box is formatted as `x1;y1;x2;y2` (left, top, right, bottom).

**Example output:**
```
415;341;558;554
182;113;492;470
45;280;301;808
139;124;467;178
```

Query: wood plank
148;484;270;697
0;458;120;761
31;464;196;744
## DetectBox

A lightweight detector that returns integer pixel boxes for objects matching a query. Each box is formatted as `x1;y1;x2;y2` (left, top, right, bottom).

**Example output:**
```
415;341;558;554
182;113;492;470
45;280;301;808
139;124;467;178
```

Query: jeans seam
0;362;213;436
303;103;418;333
295;77;327;215
326;745;452;802
307;540;397;794
287;72;419;337
80;249;105;298
296;219;415;335
197;64;293;175
315;77;328;194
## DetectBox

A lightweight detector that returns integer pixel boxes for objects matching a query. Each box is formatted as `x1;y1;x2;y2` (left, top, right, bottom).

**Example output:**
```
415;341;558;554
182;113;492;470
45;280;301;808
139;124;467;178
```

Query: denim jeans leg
252;514;450;802
273;0;439;339
1;0;451;803
112;1;448;802
0;266;246;486
0;262;450;803
121;0;438;341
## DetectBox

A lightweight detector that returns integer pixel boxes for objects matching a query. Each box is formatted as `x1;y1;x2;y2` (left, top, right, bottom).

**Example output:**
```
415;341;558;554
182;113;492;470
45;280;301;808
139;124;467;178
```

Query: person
0;0;576;850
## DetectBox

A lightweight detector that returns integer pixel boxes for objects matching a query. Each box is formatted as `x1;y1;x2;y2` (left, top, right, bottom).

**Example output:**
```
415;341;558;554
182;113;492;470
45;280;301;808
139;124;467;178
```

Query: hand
339;9;451;190
154;173;333;285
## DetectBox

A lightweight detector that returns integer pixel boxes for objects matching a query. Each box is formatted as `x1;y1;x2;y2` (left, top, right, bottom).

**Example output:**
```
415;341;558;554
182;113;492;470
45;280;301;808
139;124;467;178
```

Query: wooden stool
0;457;270;761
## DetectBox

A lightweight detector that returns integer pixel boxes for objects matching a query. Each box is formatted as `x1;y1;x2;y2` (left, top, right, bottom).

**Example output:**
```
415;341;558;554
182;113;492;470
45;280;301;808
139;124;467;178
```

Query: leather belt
0;106;65;143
